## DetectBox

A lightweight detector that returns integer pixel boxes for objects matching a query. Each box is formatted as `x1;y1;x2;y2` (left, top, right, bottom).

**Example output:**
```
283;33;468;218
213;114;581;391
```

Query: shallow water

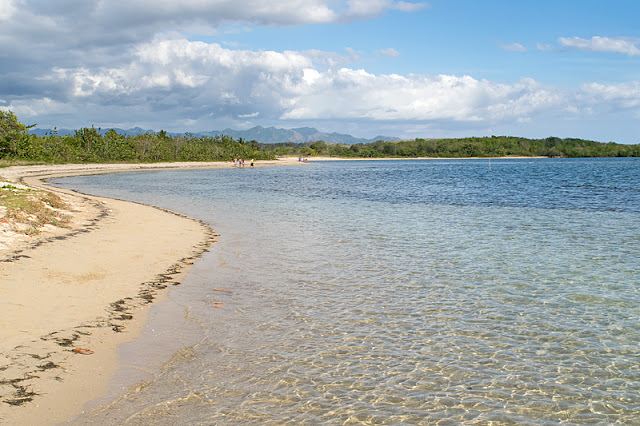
56;158;640;424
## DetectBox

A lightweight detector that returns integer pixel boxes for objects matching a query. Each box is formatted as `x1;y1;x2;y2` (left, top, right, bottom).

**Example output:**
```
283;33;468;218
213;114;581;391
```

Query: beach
0;159;298;424
3;158;638;423
53;157;640;424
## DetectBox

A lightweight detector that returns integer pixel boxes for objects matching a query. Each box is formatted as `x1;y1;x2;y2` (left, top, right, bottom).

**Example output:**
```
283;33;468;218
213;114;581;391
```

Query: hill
30;125;398;145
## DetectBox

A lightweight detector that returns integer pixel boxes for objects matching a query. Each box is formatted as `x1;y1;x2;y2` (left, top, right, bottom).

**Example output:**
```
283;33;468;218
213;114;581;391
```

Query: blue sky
1;0;639;143
221;1;637;85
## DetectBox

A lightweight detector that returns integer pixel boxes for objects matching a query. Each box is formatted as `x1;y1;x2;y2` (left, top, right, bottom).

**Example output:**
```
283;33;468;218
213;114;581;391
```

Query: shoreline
0;160;302;424
0;155;541;423
305;155;548;161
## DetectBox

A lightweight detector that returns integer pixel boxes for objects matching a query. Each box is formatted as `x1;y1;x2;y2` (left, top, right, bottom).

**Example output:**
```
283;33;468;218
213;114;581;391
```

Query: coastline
0;155;540;423
0;160;300;424
305;155;548;161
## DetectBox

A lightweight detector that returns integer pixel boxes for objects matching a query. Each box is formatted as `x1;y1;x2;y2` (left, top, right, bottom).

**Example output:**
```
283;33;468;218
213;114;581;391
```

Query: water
54;158;640;424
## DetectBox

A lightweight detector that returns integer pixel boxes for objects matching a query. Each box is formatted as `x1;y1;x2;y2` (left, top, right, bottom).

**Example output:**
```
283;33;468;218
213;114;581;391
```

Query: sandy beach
0;159;301;424
0;155;528;423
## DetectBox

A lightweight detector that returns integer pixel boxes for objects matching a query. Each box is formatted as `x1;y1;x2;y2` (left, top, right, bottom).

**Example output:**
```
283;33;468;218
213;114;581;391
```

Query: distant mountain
30;125;398;145
29;126;149;137
30;128;75;137
197;126;398;144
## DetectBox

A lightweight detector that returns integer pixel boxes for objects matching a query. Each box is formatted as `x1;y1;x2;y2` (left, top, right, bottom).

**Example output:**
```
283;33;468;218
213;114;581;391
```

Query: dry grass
0;160;44;167
0;185;71;235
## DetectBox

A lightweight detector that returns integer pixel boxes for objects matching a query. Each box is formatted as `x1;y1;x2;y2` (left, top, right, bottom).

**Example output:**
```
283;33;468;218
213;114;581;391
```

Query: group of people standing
233;158;254;168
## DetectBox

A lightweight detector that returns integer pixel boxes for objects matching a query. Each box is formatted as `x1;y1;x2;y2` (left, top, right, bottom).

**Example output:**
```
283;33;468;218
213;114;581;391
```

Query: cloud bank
1;1;639;142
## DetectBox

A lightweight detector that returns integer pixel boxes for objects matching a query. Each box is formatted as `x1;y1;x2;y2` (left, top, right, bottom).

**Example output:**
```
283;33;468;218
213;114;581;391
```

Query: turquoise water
56;158;640;424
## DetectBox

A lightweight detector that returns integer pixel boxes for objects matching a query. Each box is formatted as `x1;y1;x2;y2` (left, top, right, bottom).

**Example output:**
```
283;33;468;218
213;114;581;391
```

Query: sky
1;0;639;143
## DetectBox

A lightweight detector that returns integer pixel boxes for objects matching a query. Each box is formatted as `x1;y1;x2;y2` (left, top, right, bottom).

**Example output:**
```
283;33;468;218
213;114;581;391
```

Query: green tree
0;110;31;157
310;140;327;154
300;147;314;156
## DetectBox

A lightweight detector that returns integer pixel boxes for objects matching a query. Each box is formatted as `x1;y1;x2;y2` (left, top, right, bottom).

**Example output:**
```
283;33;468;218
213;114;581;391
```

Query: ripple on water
57;159;640;424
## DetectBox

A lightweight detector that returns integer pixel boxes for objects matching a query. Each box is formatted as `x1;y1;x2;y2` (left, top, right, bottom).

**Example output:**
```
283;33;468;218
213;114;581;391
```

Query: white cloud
345;0;426;18
2;1;638;142
0;0;429;132
536;43;554;52
0;0;16;21
579;81;640;109
50;38;314;119
19;36;640;136
559;36;640;56
281;70;565;122
501;43;527;52
238;112;260;118
0;0;426;97
2;97;73;118
1;0;424;49
377;48;401;57
95;0;340;27
45;37;568;126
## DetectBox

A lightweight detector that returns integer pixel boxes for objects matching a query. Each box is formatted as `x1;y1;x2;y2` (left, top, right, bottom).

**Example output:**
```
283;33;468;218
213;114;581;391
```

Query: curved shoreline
0;161;266;423
0;156;533;422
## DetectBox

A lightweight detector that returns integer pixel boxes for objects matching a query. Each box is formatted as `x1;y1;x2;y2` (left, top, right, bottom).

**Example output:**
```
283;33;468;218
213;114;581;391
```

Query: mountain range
30;125;399;145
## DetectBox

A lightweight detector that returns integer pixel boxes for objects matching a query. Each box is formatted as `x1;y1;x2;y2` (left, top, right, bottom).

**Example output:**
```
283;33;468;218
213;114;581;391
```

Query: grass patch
0;159;46;167
0;186;71;234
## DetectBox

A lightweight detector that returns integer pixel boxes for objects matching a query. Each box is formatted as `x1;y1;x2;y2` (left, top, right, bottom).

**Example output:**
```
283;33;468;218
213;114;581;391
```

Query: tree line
1;110;639;163
0;111;276;163
283;136;640;158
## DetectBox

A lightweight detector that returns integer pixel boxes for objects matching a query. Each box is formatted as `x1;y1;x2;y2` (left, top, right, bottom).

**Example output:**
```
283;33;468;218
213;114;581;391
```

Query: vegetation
1;111;639;163
0;112;277;164
0;184;70;235
276;136;640;158
0;110;34;158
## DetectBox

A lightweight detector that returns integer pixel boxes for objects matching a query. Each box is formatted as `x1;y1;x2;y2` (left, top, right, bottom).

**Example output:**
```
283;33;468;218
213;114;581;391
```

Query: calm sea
55;158;640;424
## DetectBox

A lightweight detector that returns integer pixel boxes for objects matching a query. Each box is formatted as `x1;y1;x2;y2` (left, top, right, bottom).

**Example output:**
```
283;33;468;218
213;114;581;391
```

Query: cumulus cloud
559;36;640;56
2;1;638;141
281;70;565;122
1;97;75;120
0;0;428;85
579;81;640;110
1;0;423;48
47;38;317;123
42;37;569;126
10;34;640;135
0;0;426;98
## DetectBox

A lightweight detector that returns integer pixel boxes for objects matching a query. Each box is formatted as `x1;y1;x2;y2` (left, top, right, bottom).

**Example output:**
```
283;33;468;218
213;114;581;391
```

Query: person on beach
250;159;254;168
